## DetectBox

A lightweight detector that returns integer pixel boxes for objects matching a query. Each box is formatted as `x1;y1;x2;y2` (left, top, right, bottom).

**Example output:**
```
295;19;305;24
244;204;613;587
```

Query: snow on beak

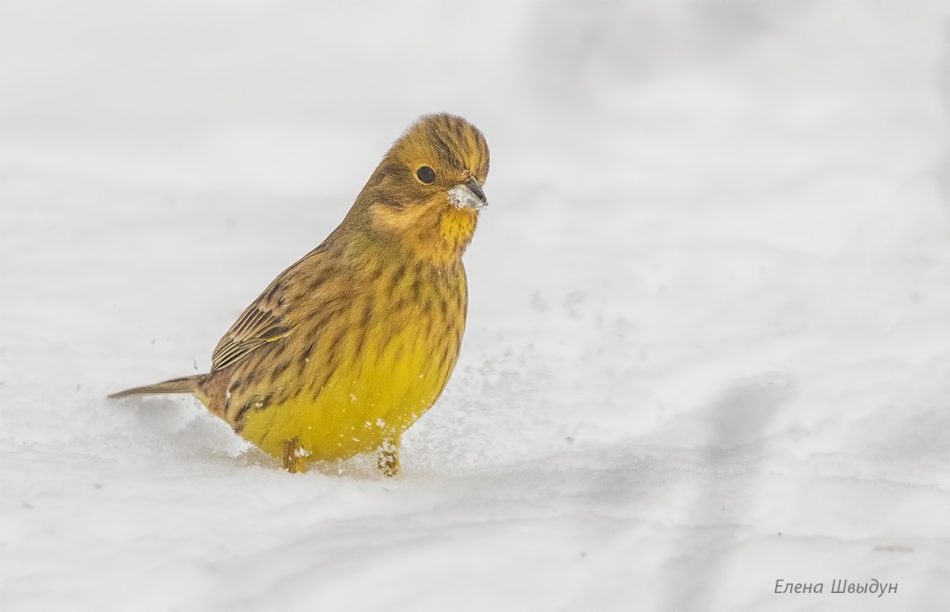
449;177;487;210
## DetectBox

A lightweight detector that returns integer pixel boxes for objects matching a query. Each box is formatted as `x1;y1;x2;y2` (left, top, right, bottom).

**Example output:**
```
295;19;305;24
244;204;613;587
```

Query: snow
2;1;949;610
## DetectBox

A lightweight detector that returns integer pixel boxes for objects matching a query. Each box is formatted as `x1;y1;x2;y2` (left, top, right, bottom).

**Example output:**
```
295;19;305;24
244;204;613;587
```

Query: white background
1;1;948;610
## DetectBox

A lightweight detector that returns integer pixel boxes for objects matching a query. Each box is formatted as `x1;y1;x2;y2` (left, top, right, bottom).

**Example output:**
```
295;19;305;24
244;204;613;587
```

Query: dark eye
416;166;436;184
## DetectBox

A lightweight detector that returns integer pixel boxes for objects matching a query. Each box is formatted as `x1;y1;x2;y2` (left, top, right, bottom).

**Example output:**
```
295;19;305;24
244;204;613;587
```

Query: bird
110;113;489;476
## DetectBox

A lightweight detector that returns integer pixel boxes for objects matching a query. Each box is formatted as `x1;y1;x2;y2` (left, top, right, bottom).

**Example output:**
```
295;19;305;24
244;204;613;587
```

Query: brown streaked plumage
110;113;490;475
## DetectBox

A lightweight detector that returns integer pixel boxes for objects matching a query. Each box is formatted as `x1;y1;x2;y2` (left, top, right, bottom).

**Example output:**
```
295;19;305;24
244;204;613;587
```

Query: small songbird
110;113;489;476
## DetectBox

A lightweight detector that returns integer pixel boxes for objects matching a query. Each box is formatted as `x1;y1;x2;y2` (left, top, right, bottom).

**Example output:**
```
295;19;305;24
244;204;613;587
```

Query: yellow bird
110;113;490;476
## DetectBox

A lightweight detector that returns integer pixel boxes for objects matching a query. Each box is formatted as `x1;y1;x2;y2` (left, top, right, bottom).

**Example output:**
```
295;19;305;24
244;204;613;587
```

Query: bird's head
346;114;490;262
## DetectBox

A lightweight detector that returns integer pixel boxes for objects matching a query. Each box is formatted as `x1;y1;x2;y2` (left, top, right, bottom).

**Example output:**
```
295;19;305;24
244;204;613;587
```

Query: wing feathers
211;280;291;371
209;247;330;372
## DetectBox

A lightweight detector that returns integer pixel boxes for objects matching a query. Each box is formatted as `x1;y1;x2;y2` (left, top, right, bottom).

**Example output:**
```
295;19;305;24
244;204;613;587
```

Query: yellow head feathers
346;113;491;261
388;113;490;188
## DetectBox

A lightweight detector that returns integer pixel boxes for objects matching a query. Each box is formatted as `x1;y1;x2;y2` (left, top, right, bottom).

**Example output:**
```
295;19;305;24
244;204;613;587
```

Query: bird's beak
449;177;487;210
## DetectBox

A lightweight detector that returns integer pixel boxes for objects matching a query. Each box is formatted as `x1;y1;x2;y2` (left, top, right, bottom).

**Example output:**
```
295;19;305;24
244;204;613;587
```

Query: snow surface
2;1;950;610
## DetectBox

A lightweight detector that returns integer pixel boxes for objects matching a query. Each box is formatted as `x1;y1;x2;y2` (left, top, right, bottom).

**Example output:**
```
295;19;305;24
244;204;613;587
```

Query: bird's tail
108;374;207;400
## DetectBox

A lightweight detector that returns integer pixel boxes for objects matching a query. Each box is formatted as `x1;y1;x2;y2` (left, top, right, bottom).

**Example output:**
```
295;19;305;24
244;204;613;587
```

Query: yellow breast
238;260;467;466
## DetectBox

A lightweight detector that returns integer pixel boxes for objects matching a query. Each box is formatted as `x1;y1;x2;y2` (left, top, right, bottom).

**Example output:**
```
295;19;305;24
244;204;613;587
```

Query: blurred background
1;1;948;611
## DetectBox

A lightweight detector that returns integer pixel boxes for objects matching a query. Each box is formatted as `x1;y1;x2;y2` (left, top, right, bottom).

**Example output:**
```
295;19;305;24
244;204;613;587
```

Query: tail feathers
108;374;206;400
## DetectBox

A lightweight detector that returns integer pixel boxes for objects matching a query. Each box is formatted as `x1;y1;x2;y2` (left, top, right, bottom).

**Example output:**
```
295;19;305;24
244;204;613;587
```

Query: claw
376;438;400;477
282;438;305;473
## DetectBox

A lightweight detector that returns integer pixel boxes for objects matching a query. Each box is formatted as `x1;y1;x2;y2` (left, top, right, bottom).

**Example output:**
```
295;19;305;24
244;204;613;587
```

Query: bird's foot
282;438;306;473
376;438;400;477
